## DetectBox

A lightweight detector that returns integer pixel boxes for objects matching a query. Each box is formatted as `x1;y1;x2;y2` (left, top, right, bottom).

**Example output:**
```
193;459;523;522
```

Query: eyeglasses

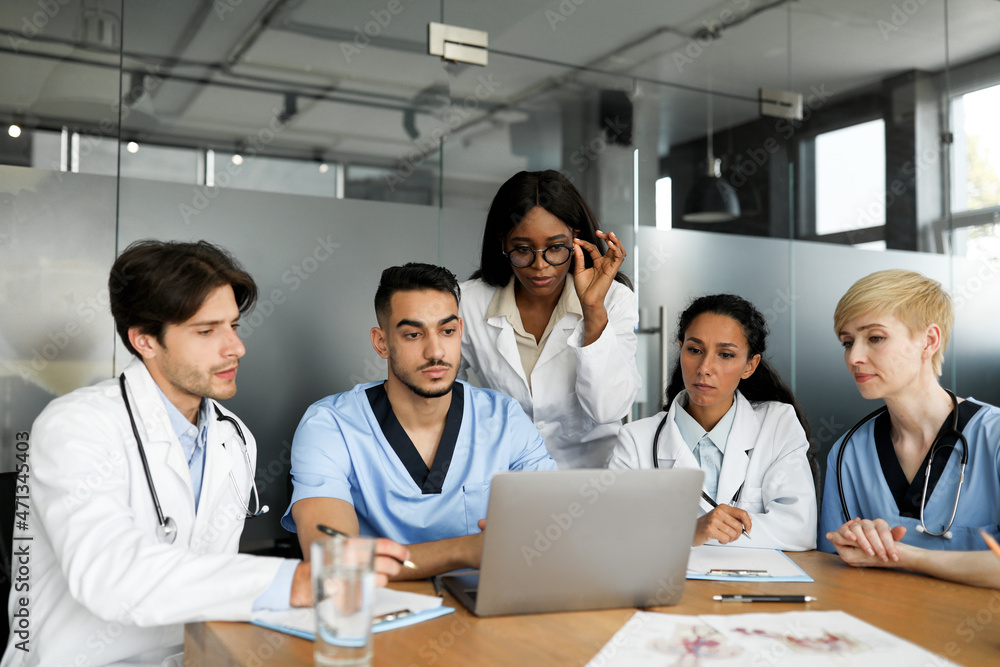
502;243;573;268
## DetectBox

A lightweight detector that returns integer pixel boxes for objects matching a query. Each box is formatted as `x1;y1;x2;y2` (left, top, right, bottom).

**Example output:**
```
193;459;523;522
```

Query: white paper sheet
587;610;957;666
686;545;813;582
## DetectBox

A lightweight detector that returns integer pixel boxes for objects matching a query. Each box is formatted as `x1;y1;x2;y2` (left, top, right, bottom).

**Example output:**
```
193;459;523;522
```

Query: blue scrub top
281;380;557;544
820;397;1000;552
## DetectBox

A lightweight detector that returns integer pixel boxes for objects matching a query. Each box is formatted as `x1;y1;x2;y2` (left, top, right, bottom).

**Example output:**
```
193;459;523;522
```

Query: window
951;83;1000;214
120;142;199;185
814;119;886;237
655;176;671;230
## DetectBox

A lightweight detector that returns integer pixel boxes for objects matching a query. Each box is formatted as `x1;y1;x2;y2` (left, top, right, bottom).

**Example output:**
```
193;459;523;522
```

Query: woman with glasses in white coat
610;294;818;550
458;170;640;469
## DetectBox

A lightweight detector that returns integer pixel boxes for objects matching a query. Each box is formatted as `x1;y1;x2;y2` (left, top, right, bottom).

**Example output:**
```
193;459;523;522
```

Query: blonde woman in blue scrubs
821;269;1000;588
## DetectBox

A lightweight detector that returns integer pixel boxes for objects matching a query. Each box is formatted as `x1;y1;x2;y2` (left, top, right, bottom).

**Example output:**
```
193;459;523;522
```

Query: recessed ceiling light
8;125;22;138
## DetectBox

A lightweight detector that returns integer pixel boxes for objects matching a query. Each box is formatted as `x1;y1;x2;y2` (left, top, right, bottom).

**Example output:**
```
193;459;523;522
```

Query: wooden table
185;551;1000;665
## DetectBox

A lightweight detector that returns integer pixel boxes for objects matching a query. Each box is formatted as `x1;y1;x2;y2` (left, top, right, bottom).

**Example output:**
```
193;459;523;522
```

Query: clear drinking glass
311;536;377;666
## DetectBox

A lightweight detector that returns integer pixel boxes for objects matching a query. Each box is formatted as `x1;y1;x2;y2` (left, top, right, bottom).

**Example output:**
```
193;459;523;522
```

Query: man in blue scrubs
282;263;557;578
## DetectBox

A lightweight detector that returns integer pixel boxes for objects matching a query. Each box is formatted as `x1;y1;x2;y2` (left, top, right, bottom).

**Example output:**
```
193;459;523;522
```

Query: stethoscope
836;389;968;539
119;375;268;545
651;406;744;507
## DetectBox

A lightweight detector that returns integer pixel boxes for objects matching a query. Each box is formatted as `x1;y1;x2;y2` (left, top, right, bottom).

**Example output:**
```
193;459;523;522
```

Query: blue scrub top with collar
819;397;1000;552
281;380;557;545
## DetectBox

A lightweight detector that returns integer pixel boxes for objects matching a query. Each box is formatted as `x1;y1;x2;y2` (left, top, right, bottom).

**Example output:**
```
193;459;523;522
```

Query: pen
701;492;751;540
713;595;816;603
981;529;1000;560
316;524;418;570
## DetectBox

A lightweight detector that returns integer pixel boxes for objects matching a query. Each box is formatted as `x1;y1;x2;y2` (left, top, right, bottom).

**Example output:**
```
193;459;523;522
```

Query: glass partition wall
2;0;999;546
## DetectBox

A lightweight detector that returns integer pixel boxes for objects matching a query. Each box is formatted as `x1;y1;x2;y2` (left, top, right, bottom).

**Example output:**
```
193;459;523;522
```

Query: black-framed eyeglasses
502;243;573;268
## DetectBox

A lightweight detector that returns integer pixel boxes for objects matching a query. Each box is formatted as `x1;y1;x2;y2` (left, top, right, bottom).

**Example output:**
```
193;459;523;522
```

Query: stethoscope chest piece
157;516;178;544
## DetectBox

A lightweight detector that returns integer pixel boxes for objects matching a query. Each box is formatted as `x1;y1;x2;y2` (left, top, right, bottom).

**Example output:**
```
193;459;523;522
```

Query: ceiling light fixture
8;124;22;138
682;92;740;223
126;141;139;153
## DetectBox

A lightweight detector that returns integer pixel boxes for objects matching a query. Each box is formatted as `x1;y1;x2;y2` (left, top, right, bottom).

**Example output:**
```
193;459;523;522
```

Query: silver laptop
441;468;703;617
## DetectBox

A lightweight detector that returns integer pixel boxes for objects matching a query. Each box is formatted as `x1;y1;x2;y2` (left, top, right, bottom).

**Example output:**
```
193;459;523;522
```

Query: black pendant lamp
682;93;741;223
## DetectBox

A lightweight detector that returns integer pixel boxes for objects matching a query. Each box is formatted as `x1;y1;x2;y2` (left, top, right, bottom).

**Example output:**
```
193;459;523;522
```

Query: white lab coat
458;278;641;469
610;390;817;551
2;359;284;667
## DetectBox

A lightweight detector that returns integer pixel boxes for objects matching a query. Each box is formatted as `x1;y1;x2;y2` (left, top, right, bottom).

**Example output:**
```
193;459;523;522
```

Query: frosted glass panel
0;166;117;467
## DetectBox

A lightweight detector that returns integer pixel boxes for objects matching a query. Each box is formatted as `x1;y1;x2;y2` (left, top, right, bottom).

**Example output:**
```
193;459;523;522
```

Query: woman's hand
693;504;752;546
826;517;907;567
573;230;626;345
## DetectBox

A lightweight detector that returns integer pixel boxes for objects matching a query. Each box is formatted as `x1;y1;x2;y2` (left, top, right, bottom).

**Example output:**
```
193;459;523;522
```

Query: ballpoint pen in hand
317;524;418;569
701;492;751;540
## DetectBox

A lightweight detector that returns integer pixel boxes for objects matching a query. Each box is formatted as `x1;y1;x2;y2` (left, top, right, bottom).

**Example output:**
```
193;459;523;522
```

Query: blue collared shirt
155;387;296;611
673;394;737;502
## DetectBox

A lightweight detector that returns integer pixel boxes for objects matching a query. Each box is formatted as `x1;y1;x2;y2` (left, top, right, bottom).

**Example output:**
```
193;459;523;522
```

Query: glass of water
311;536;377;666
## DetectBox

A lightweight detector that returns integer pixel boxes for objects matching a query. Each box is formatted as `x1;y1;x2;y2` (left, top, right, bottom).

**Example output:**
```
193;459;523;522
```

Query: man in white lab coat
1;240;407;667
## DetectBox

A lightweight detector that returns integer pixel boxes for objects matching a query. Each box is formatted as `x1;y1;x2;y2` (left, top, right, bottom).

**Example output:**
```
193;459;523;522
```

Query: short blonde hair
833;269;953;376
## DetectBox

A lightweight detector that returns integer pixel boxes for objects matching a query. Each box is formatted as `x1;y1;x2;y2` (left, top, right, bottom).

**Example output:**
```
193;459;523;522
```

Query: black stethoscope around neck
836;389;969;539
651;399;744;507
119;374;268;545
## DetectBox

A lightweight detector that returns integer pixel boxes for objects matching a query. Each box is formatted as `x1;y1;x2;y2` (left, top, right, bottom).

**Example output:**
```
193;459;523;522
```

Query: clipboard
252;587;455;639
686;545;814;582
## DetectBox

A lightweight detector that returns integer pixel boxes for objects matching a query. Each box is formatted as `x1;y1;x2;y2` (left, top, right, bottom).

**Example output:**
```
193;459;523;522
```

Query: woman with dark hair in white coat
610;294;818;550
459;170;640;469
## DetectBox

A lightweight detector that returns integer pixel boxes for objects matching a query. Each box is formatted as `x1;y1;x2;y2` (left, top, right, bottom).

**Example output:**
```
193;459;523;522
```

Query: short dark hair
374;263;460;325
470;170;631;289
110;240;257;357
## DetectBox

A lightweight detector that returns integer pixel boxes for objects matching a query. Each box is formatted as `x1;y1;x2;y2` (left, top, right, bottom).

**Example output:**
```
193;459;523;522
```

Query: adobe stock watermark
7;0;74;52
587;577;688;666
0;267;133;383
520;468;625;566
877;0;933;41
43;63;164;184
544;0;592;31
728;84;832;188
179;112;291;224
635;244;670;285
670;0;754;73
75;599;147;664
848;141;948;240
385;74;502;192
567;115;632;175
339;0;415;63
944;590;1000;660
239;235;341;340
954;257;1000;312
403;610;474;666
213;0;248;21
